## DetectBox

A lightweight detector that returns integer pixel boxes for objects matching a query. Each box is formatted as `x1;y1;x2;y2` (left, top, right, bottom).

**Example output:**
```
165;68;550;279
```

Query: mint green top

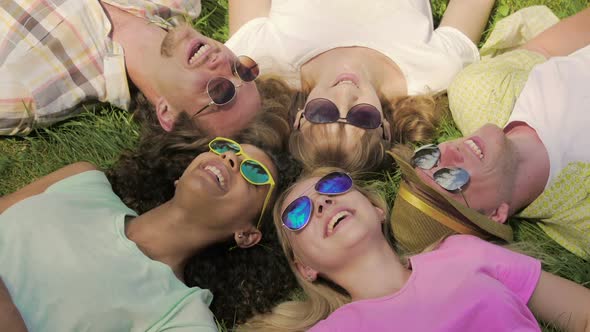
0;171;217;332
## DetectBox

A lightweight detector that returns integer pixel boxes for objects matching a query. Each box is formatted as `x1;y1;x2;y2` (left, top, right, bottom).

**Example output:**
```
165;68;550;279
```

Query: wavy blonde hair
289;89;446;173
237;167;391;332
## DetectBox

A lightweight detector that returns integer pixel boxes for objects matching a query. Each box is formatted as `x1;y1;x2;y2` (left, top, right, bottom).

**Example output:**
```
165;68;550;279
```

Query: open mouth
188;43;211;65
464;138;484;160
204;164;226;190
327;210;352;236
332;73;359;88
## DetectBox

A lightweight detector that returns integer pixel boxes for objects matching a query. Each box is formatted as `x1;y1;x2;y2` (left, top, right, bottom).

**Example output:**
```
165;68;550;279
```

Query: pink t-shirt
310;235;542;332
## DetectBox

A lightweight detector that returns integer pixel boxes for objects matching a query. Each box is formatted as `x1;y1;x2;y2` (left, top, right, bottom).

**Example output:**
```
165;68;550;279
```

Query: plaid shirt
0;0;201;135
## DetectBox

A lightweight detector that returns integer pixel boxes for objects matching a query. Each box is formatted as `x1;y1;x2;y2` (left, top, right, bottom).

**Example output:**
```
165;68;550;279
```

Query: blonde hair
238;167;391;332
289;89;445;173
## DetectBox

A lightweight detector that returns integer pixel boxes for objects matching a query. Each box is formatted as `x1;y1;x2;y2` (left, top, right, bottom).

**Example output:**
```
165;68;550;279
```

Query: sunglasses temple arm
256;183;275;229
459;189;470;208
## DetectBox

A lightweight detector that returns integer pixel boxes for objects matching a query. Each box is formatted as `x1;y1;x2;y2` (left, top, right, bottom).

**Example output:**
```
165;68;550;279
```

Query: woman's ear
234;224;262;248
374;206;385;223
295;259;318;282
155;97;177;132
293;109;305;129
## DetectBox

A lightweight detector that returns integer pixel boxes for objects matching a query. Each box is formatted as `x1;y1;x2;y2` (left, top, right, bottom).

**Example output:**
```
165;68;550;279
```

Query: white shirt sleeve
430;26;480;67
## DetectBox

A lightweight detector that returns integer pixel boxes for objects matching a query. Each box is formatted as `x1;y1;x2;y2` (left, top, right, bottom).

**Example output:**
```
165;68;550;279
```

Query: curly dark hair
107;75;302;325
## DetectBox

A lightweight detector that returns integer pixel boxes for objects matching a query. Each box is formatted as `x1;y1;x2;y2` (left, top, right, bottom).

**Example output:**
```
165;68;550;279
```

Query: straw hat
389;149;513;253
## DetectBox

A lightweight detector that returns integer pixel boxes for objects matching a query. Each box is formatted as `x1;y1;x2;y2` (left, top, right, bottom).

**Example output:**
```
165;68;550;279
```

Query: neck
328;239;410;301
300;47;407;97
505;123;550;213
125;201;228;281
101;2;166;102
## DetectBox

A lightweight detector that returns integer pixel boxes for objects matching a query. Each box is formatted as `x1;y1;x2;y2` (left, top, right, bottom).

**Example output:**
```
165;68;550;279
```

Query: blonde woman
226;0;494;172
240;168;590;332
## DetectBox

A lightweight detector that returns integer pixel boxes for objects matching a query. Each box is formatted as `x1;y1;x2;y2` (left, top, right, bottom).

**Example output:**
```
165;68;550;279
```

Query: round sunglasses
281;172;353;231
208;137;275;228
411;144;471;207
193;55;260;117
297;98;383;130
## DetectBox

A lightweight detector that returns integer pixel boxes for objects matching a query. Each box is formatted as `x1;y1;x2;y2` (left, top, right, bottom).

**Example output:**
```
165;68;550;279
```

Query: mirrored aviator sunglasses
303;98;382;129
281;172;353;231
208;137;272;185
411;144;471;207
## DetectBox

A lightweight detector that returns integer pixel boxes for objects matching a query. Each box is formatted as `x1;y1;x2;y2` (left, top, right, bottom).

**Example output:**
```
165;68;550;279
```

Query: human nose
331;86;360;117
313;194;334;217
219;151;240;172
438;142;464;167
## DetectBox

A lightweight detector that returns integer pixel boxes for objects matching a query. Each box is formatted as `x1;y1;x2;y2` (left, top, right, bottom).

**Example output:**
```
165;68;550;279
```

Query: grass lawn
1;0;589;331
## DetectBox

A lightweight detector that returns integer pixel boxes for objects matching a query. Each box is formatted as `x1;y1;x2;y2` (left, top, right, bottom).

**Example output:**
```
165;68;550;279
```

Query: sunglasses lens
241;159;270;184
235;55;260;82
210;138;241;154
207;77;236;105
304;99;340;124
282;196;312;231
433;167;470;191
412;144;440;169
347;104;382;129
315;171;353;194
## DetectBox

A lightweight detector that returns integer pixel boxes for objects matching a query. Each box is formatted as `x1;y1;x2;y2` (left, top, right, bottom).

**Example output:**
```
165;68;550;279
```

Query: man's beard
160;25;188;57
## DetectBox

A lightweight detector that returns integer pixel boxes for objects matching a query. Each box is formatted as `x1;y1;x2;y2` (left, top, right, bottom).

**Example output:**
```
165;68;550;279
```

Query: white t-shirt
506;44;590;188
225;0;479;95
0;171;217;332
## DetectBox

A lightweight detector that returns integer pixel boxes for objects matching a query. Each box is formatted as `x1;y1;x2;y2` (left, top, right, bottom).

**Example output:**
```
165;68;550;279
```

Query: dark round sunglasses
297;98;383;130
411;144;471;207
281;172;353;231
193;55;259;117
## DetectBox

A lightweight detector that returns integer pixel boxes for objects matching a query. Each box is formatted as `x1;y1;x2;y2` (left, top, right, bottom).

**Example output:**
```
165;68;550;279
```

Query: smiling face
174;144;277;231
415;124;518;217
279;176;385;274
155;24;261;136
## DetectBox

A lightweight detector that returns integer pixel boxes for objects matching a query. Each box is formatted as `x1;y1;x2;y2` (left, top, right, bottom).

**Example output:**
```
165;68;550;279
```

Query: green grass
1;0;589;331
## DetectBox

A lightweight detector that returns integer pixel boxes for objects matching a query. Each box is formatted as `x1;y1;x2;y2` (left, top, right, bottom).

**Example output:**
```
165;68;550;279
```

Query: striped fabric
0;0;201;135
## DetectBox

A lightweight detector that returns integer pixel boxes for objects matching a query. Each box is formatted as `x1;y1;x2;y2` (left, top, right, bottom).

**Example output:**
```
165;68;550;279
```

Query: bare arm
520;6;590;59
528;271;590;332
439;0;496;44
0;162;98;214
0;278;27;332
228;0;271;37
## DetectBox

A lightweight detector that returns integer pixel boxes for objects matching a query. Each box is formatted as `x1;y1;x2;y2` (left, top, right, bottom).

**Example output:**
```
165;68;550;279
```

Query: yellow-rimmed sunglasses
208;137;275;228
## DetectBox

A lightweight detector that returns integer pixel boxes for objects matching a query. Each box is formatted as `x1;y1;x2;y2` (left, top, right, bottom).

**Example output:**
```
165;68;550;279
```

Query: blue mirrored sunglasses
411;144;471;207
281;172;353;231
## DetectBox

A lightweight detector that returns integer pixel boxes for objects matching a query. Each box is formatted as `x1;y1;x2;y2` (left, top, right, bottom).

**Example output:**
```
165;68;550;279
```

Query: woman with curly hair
226;0;495;172
0;109;300;330
239;168;590;332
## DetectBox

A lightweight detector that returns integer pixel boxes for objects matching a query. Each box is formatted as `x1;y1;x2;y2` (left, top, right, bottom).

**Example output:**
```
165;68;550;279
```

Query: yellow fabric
448;6;558;135
398;184;482;236
517;163;590;259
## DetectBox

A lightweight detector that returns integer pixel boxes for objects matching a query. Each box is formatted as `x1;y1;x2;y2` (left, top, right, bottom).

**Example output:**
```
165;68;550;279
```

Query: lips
325;209;353;237
332;73;360;88
186;39;212;67
464;138;484;160
200;161;230;192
